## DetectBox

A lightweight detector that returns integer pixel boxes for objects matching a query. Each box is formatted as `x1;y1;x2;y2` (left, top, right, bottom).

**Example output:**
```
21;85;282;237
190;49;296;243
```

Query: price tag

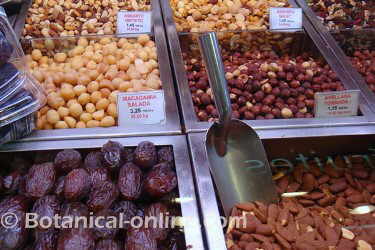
269;7;302;30
117;11;152;35
117;91;166;126
314;90;360;118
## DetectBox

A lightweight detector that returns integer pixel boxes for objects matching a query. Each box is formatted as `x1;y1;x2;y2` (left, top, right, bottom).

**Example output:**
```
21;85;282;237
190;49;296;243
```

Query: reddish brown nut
352;169;369;179
317;175;330;185
346;194;364;203
329;181;347;193
302;173;317;192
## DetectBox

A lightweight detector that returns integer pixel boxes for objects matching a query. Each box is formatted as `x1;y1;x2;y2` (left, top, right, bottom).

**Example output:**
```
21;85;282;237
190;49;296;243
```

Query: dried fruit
34;229;58;250
144;202;169;241
87;181;118;212
54;149;82;173
125;227;157;250
134;141;157;169
2;171;22;194
25;162;56;198
118;163;142;200
32;195;61;230
111;201;139;230
93;209;119;239
96;239;121;250
84;151;104;170
144;165;177;198
101;141;124;169
61;202;89;227
54;176;65;198
64;169;91;201
157;147;174;164
87;167;109;188
56;228;95;250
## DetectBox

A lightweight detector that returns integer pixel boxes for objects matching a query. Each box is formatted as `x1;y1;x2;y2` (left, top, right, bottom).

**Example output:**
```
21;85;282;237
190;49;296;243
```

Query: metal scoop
200;32;278;217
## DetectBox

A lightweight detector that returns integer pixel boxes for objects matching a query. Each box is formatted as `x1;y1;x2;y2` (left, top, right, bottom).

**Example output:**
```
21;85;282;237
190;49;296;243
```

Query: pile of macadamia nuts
182;32;346;121
23;0;151;38
25;35;161;130
170;0;289;32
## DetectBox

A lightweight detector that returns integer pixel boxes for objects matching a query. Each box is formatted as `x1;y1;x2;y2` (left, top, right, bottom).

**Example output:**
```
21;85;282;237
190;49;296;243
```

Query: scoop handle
198;32;232;128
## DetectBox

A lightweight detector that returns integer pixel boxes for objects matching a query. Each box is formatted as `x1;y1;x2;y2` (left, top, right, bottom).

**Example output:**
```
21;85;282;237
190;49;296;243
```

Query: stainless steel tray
294;0;375;113
160;0;375;138
187;131;375;250
0;134;205;250
16;0;181;142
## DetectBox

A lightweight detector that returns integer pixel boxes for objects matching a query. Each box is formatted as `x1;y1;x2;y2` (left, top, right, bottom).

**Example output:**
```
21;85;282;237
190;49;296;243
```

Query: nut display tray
15;0;181;141
0;135;204;249
188;132;375;250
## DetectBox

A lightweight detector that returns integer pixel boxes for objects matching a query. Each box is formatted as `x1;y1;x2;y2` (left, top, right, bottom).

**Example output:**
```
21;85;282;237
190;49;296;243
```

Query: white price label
269;8;302;30
117;11;152;35
314;90;360;118
117;91;165;126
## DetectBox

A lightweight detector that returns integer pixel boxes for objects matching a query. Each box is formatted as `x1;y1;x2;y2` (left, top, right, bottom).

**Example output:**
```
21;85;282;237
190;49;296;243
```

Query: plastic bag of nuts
24;35;162;130
226;155;375;249
170;0;290;32
182;32;346;121
23;0;151;38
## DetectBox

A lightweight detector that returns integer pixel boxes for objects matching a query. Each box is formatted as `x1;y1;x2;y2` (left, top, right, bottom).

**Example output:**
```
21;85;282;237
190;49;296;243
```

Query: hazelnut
265;114;274;119
261;83;272;94
281;108;293;118
200;93;211;105
197;111;208;121
261;105;271;114
251;106;261;116
244;111;255;120
271;108;281;118
254;91;264;102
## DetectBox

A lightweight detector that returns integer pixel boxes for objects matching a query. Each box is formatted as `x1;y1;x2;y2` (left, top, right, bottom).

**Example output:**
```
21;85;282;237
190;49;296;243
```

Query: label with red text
269;8;302;30
117;11;152;35
118;91;165;126
314;90;360;118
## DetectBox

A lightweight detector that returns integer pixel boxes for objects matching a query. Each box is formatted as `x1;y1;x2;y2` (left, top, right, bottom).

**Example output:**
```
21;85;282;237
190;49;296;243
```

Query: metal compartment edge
0;134;205;250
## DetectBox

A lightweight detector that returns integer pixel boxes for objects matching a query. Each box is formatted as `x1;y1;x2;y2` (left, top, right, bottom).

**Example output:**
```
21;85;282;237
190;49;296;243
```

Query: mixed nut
170;0;290;32
0;140;185;250
307;0;375;30
226;156;375;249
24;35;161;129
182;32;345;121
23;0;151;38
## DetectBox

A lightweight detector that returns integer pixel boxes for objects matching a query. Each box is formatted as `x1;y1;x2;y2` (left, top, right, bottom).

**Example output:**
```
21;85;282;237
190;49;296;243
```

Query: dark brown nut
25;162;56;199
329;181;347;193
133;141;157;169
118;163;142;200
302;173;317;192
64;169;91;201
54;149;82;173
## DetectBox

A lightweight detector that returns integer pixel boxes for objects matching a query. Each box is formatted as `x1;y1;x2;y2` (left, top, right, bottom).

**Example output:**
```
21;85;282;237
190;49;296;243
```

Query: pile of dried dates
226;157;375;249
0;141;185;250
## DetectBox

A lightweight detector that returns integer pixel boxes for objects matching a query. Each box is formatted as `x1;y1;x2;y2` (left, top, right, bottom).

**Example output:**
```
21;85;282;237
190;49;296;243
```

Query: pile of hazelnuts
350;50;375;93
183;38;346;121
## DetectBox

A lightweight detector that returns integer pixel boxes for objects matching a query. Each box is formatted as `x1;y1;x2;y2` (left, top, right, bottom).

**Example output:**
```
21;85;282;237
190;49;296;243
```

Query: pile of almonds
23;0;151;38
184;41;345;121
226;157;375;249
350;50;375;93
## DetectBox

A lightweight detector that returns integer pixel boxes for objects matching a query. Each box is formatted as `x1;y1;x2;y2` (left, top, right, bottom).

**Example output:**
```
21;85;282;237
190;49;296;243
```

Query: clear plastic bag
0;7;45;128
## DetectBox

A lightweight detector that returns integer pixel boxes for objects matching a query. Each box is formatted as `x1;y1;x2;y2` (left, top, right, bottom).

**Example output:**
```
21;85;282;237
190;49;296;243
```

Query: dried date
87;167;109;188
64;169;91;201
124;227;157;250
134;141;157;169
3;171;22;194
101;141;125;169
93;209;119;239
87;181;118;212
96;239;121;250
32;195;61;231
111;201;139;230
61;202;89;228
118;163;142;200
144;166;177;198
34;229;58;250
157;147;174;164
84;151;104;170
54;149;82;173
54;176;65;198
144;202;169;241
25;162;56;198
57;228;95;250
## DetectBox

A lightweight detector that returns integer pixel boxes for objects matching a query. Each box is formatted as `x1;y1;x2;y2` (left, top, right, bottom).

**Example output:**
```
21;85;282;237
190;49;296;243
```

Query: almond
341;228;355;240
318;175;330;185
357;240;372;250
329;181;348;193
302;173;317;191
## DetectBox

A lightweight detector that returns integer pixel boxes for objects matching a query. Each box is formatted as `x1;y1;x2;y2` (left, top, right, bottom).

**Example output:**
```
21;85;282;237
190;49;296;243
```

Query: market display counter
188;132;375;250
0;135;204;249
